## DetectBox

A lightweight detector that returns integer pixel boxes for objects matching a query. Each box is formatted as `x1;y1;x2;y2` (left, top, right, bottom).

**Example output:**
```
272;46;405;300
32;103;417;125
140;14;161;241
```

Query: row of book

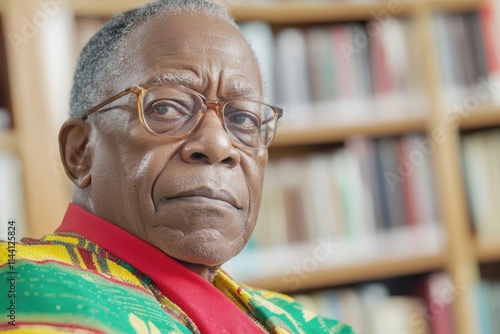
461;128;500;240
475;279;500;333
240;18;428;127
258;133;440;245
292;272;454;334
0;151;26;241
435;6;500;107
239;6;500;129
226;134;444;280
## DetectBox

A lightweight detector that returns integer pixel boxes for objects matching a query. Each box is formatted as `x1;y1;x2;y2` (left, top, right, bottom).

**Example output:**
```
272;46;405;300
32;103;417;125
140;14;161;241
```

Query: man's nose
180;109;241;167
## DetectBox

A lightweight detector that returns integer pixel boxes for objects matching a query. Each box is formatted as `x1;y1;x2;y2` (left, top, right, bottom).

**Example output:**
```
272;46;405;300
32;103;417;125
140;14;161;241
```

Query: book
399;133;442;250
491;281;500;334
330;25;358;118
397;136;420;227
375;137;408;230
291;282;432;334
239;21;276;104
369;296;430;334
258;161;288;248
350;23;373;122
0;17;12;127
305;27;335;104
434;13;468;105
455;13;481;90
369;21;393;116
403;17;429;116
344;137;378;244
377;18;412;118
478;1;500;105
467;11;490;82
274;28;313;127
461;130;500;239
276;158;310;244
474;280;494;334
417;273;455;334
303;153;342;241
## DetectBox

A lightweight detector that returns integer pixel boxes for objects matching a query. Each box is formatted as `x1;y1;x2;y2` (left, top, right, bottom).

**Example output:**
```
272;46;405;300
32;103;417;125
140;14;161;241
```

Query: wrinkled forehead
117;11;262;97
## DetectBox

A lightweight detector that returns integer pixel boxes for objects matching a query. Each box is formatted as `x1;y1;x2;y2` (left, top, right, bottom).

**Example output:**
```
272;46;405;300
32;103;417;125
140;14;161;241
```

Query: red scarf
56;203;265;333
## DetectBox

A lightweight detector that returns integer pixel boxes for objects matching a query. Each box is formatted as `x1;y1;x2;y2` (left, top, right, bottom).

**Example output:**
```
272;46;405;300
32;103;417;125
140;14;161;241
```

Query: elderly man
0;0;357;332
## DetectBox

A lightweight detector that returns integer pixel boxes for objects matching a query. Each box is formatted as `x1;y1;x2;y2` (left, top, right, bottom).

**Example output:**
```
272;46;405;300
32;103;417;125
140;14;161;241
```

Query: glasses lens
223;101;277;148
142;86;202;137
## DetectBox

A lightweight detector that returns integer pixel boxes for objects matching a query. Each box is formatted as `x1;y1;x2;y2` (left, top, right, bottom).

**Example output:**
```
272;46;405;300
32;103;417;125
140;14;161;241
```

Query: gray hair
69;0;237;118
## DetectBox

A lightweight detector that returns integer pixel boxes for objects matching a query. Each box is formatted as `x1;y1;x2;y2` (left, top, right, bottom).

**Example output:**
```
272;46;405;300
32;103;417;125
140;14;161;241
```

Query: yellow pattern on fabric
104;259;143;287
12;244;75;264
8;240;144;289
260;289;295;303
43;234;80;245
213;270;270;332
1;328;97;333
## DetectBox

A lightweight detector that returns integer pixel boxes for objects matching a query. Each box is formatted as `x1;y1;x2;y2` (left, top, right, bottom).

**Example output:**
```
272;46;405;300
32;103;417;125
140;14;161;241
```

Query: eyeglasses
82;84;283;149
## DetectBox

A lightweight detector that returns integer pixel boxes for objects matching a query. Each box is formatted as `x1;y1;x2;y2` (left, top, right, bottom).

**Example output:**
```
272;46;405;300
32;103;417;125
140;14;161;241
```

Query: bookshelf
1;0;499;333
240;250;446;292
273;118;427;147
476;239;500;264
460;105;500;129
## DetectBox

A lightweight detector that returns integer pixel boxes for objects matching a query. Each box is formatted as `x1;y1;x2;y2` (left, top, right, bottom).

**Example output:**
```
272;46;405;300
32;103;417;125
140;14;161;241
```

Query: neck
179;261;220;283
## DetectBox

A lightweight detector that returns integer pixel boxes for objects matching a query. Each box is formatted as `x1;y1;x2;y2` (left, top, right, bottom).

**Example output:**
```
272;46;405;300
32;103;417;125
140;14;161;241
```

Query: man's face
87;12;266;267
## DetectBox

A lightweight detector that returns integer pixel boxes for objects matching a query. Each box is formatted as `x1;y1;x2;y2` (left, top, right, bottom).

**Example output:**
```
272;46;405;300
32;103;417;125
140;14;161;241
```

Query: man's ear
59;118;93;188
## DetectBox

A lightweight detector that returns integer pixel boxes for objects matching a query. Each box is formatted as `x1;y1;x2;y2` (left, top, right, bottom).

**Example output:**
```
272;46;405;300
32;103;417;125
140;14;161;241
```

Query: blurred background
0;0;499;333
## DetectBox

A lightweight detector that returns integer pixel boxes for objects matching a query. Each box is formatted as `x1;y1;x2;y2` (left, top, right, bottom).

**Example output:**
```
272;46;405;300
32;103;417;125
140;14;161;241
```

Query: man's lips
162;187;241;209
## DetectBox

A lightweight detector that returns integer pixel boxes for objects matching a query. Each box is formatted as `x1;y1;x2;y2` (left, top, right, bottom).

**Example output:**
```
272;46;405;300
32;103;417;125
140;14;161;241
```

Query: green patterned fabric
0;234;359;333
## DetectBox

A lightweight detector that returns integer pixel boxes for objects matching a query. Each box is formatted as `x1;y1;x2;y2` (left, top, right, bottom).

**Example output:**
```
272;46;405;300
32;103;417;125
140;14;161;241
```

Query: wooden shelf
233;2;415;24
0;130;16;151
272;117;427;147
459;105;500;130
69;0;482;21
242;250;446;292
234;0;477;23
476;238;500;264
427;0;483;12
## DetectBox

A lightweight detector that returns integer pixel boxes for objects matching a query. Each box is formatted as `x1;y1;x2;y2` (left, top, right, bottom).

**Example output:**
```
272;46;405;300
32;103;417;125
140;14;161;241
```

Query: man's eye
227;112;260;127
147;100;190;118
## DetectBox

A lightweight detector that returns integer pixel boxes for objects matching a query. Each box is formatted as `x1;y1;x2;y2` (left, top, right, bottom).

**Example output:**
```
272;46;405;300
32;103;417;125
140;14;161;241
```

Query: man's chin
168;243;237;268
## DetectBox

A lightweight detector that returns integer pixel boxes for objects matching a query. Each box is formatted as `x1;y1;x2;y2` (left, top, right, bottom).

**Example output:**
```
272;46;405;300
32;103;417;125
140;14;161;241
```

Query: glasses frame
82;85;284;149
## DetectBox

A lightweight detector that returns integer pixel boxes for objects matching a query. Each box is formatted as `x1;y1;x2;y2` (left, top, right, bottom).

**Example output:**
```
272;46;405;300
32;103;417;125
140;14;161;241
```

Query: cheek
127;150;156;182
90;126;181;223
243;150;268;220
250;150;268;193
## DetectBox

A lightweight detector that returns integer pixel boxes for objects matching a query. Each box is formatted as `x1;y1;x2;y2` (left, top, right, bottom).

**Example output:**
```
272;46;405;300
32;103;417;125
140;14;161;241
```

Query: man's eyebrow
226;85;261;100
151;73;198;86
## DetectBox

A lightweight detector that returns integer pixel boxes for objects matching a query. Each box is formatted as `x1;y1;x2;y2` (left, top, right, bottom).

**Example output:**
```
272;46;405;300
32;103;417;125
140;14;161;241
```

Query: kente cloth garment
0;204;358;333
